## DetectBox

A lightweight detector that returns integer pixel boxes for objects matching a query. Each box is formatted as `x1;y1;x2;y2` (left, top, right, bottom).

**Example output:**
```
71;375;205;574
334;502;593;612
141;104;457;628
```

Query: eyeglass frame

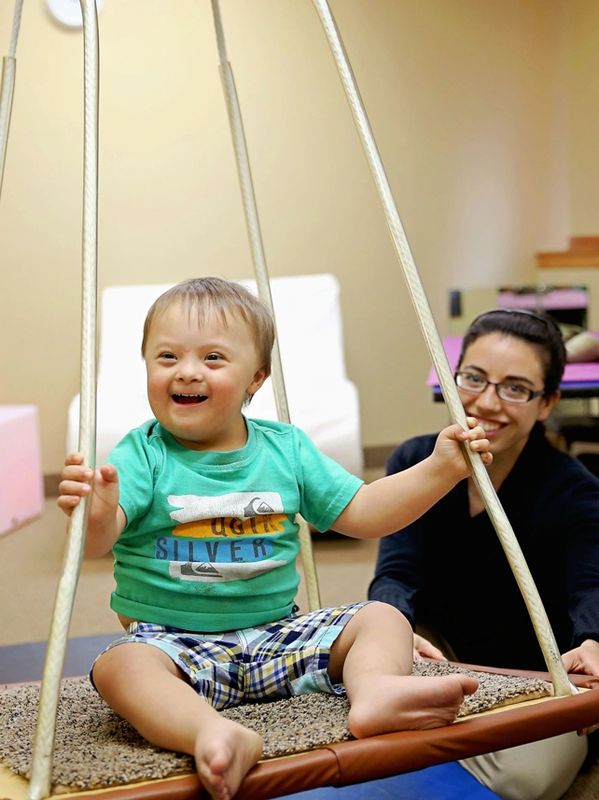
454;371;545;404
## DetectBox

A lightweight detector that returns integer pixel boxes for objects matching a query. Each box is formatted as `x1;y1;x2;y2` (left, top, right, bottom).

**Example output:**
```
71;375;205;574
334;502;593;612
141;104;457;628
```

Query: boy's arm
57;452;126;558
333;421;490;538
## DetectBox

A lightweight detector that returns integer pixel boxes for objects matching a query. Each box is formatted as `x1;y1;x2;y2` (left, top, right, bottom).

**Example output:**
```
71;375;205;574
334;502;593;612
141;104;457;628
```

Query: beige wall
563;0;599;235
0;1;583;474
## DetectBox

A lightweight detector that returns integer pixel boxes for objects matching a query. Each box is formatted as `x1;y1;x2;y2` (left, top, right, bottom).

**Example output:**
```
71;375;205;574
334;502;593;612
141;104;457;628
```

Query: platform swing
0;2;598;800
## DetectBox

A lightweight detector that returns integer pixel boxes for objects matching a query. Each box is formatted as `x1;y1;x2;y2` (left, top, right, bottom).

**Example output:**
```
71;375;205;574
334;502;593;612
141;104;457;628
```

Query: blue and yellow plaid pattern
93;601;369;710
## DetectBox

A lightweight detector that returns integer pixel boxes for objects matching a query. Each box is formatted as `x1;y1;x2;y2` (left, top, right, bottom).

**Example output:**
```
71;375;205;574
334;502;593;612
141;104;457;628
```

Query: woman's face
457;332;559;462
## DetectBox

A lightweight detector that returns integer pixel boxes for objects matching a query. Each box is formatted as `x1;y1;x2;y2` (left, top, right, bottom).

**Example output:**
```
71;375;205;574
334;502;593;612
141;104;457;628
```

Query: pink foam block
0;405;44;535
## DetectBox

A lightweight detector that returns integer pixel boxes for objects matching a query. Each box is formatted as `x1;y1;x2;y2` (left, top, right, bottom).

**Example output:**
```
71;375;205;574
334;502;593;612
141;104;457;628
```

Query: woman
368;308;599;800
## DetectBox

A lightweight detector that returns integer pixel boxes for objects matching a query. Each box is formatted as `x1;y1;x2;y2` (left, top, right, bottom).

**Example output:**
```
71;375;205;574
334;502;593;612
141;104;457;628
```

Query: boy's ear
246;366;269;397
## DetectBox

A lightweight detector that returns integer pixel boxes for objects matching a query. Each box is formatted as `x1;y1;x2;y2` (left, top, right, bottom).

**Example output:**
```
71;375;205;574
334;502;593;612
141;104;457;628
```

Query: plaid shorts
92;601;369;710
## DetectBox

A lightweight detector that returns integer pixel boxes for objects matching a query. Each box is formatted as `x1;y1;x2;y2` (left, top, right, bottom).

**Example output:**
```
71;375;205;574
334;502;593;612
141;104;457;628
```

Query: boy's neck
168;417;249;453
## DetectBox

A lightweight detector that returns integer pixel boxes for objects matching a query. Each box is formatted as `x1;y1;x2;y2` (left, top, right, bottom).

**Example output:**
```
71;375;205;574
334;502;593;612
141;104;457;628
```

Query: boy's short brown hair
141;277;275;373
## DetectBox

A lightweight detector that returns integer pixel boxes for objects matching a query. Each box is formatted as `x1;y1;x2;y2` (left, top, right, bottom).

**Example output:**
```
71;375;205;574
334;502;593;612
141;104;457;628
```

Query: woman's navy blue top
368;423;599;671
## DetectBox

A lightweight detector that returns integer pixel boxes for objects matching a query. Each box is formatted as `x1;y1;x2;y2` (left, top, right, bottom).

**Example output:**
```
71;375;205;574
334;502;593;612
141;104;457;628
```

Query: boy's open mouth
172;394;208;405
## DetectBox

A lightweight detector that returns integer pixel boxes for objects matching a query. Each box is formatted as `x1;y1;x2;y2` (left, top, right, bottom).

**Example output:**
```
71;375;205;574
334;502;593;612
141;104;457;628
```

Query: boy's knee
91;644;130;693
92;642;176;693
358;600;411;632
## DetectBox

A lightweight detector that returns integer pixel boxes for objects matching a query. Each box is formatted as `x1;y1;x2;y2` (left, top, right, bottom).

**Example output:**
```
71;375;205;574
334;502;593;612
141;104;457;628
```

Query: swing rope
311;0;574;698
8;0;23;57
210;0;321;611
0;0;23;198
28;1;99;797
23;4;576;797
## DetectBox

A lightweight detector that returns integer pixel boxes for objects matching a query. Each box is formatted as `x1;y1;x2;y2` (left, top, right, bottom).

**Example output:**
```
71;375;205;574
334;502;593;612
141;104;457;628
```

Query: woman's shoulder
525;425;586;470
520;426;599;495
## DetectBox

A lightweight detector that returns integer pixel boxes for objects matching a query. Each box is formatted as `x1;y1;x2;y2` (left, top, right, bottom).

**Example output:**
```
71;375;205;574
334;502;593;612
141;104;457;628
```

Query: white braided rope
210;0;321;611
312;0;573;697
0;0;23;198
8;0;23;58
0;56;15;196
27;3;99;797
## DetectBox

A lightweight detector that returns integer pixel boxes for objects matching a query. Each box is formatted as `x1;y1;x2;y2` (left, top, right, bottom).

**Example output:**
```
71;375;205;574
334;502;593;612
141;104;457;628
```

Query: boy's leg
92;643;262;800
328;601;479;738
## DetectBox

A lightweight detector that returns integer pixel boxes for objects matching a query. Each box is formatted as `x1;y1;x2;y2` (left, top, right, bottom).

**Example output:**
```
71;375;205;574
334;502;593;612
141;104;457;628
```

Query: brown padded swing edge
64;665;599;800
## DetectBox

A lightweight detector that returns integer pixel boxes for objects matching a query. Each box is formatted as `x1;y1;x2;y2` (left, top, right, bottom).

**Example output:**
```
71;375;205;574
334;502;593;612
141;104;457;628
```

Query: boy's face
144;300;267;451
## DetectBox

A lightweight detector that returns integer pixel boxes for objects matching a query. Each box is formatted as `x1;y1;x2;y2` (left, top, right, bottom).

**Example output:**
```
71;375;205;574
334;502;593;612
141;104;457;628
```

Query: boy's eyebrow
149;337;233;351
460;363;536;386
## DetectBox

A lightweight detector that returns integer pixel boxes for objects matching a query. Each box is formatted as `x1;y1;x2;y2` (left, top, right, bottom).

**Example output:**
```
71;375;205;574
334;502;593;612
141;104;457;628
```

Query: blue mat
278;761;500;799
0;634;117;683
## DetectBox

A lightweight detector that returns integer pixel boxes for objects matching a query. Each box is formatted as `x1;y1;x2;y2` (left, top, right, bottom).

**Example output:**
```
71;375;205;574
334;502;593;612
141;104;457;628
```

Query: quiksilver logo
243;497;275;516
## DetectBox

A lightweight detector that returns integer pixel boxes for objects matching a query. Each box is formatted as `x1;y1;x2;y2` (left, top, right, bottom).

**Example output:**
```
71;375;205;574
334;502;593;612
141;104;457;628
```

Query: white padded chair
66;274;364;477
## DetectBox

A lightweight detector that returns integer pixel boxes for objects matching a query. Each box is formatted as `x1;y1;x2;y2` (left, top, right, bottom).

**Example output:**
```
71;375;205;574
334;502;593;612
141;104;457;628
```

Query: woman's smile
472;417;505;437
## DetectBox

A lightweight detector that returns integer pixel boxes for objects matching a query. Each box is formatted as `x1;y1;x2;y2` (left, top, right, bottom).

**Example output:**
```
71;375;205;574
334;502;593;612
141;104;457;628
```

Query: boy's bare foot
194;716;263;800
347;673;479;738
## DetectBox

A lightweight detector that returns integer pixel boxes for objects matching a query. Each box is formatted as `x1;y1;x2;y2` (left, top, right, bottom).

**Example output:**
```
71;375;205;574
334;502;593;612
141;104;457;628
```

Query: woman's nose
476;383;502;408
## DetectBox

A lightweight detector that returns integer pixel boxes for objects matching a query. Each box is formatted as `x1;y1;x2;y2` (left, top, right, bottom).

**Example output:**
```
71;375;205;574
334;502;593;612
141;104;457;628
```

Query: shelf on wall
536;236;599;268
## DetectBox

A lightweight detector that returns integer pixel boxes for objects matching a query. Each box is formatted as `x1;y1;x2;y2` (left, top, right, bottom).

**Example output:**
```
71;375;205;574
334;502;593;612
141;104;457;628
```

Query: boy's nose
176;358;202;381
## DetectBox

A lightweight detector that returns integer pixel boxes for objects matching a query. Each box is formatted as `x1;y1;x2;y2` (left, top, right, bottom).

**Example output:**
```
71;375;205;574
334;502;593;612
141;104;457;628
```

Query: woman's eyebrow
461;363;535;386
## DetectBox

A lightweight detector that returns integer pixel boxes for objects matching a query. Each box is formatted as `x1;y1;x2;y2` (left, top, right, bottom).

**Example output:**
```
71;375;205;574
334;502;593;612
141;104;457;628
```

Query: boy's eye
205;353;222;362
159;352;176;361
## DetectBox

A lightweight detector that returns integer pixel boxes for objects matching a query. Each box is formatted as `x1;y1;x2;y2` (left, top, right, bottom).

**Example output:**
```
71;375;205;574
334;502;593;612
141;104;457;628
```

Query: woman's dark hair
457;308;567;396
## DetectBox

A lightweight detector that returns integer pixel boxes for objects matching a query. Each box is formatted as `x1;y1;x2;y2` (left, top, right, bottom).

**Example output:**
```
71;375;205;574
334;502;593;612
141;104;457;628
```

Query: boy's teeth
173;394;206;404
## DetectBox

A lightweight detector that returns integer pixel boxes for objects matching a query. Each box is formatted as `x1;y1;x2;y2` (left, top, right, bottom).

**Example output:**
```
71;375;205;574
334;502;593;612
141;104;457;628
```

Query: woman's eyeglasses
455;371;544;404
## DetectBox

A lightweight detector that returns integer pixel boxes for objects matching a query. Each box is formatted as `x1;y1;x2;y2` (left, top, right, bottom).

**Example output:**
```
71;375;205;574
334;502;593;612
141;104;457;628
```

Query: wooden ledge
537;236;599;268
537;253;599;268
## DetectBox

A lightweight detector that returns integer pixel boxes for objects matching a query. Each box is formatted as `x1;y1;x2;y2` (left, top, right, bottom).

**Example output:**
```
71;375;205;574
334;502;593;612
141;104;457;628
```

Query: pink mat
427;333;599;387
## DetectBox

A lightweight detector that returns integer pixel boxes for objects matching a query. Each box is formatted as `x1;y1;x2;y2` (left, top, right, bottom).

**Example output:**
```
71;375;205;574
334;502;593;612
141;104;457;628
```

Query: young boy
58;277;491;800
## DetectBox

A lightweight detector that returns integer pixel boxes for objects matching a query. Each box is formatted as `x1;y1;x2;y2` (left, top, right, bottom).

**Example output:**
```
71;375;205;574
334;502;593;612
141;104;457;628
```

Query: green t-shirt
108;417;363;631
